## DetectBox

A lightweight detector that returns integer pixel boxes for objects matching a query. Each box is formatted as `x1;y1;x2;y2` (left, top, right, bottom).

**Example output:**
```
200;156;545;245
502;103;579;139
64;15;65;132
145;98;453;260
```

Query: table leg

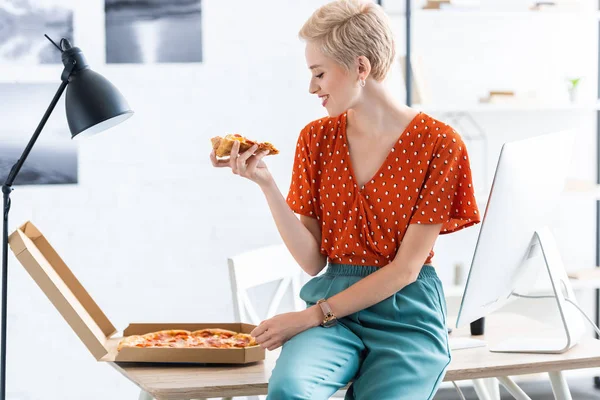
473;379;493;400
497;376;532;400
548;371;573;400
482;378;500;400
138;389;154;400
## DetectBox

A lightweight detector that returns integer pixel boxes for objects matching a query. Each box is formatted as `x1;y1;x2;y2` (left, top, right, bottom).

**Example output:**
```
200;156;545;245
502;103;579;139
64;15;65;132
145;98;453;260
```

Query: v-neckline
342;111;423;192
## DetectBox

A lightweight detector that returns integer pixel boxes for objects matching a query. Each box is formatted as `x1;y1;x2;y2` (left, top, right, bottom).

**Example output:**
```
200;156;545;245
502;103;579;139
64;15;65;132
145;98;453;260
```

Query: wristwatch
317;299;338;328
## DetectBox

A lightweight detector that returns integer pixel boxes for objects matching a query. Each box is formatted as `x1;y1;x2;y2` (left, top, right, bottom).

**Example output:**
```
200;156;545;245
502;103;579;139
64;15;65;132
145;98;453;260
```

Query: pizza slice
211;134;279;158
117;334;148;351
191;329;258;348
229;332;258;348
144;329;192;348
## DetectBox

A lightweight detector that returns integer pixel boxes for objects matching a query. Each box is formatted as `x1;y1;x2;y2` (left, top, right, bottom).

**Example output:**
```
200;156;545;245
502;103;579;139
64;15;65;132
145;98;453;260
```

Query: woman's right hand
210;140;273;187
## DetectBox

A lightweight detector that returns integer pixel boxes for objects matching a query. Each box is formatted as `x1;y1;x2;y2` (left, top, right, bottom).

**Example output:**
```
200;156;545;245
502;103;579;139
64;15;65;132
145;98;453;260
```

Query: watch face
323;318;337;328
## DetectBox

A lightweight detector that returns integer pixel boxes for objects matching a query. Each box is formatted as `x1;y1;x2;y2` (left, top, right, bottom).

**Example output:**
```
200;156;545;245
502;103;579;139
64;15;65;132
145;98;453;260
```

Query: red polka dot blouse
286;111;481;267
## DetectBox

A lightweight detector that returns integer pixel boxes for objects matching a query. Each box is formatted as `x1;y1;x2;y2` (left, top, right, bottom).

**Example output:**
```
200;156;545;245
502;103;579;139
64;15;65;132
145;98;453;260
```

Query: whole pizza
117;328;258;351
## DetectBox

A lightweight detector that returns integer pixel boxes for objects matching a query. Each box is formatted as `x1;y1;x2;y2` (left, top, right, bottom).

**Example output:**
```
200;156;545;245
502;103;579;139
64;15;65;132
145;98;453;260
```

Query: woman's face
305;41;360;117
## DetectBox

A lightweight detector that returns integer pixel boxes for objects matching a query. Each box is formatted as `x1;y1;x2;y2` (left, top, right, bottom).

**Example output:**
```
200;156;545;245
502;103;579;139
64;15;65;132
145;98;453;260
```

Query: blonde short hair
299;0;395;82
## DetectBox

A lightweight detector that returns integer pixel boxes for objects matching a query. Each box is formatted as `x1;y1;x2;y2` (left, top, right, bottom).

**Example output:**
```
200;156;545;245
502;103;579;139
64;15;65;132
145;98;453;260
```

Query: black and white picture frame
0;0;74;65
105;0;203;64
0;83;78;186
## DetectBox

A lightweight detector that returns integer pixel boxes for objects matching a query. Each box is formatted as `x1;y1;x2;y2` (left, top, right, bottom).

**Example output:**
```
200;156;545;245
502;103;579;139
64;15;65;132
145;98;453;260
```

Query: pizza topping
117;328;258;351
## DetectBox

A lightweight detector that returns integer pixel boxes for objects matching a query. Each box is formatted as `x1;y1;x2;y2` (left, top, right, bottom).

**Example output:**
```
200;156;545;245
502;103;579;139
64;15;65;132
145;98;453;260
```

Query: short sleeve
410;128;481;233
286;124;319;219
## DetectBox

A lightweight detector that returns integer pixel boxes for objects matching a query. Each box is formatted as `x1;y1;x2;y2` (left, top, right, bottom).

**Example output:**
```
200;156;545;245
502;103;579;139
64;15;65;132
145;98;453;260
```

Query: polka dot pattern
286;112;481;266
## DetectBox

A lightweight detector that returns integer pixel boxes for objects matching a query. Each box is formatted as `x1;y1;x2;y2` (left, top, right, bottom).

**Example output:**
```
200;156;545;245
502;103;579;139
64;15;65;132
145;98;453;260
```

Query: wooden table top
111;314;600;400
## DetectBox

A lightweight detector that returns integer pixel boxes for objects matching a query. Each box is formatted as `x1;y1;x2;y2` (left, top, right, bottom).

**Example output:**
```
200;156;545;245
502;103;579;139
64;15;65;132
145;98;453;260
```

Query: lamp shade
66;68;134;139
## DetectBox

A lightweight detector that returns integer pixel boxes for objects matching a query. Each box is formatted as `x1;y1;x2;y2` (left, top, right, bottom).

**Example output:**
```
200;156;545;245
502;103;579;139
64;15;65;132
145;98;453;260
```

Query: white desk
112;313;600;400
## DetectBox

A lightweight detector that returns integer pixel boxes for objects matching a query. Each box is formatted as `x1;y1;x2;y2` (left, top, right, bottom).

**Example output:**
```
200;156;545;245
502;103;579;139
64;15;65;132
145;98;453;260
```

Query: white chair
229;243;308;324
228;243;347;400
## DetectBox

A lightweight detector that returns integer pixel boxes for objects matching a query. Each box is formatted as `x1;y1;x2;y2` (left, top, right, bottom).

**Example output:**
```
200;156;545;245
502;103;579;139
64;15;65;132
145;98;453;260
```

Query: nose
309;79;319;95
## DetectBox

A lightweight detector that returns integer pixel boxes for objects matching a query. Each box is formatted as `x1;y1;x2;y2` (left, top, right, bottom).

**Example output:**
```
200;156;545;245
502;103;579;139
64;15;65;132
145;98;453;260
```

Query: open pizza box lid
8;221;265;364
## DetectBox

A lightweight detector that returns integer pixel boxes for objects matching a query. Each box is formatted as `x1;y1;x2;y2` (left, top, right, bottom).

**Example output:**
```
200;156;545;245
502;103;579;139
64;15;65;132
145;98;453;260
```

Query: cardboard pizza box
8;221;265;364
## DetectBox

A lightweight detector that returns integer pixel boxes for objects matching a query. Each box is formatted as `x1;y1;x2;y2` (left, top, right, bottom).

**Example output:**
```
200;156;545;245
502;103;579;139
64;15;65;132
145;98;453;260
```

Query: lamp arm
0;59;75;400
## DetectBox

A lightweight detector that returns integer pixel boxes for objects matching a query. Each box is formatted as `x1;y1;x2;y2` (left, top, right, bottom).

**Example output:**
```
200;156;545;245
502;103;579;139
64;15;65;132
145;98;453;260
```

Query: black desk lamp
0;35;133;399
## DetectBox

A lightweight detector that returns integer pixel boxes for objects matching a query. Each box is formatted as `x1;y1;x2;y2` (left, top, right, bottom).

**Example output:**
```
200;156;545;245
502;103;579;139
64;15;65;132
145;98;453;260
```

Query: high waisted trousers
267;263;450;400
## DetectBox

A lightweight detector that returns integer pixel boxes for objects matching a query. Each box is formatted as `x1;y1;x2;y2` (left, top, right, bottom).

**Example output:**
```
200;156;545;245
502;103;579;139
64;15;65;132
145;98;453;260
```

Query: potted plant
566;77;582;103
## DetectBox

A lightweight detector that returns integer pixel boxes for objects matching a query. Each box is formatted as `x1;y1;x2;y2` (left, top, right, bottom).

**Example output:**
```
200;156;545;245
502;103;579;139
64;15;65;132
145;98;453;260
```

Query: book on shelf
423;1;480;11
420;0;585;12
568;268;600;281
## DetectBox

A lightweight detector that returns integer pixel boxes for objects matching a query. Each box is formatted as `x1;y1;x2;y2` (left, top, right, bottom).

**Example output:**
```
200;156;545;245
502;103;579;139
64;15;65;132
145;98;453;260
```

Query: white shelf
446;275;600;298
388;9;594;18
438;368;600;390
412;102;600;113
563;179;600;199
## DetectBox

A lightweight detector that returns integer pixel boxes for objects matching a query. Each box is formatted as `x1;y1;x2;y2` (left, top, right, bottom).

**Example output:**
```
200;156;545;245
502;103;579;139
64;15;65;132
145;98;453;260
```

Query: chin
326;106;346;118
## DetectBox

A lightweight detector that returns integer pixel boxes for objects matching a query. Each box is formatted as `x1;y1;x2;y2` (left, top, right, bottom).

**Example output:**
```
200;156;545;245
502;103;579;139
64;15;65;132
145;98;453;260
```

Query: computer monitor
456;129;586;353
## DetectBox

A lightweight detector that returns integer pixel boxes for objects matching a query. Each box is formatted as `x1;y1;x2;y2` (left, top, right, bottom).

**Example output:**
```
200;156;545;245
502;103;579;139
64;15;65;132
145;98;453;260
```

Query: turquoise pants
267;264;450;400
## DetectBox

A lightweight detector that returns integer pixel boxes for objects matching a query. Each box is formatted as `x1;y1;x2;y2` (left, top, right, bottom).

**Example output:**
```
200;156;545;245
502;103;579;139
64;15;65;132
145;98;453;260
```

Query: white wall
0;0;598;399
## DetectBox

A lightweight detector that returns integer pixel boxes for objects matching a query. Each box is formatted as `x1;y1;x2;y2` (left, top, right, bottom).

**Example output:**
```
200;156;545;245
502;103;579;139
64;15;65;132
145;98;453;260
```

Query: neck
346;80;412;137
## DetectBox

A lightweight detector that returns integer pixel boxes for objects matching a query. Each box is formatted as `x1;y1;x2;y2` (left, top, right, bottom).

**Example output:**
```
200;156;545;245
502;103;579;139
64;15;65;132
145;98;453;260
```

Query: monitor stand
489;226;585;354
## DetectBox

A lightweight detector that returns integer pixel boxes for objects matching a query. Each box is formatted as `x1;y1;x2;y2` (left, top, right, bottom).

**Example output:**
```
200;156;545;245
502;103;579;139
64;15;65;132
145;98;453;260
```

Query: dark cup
470;317;485;336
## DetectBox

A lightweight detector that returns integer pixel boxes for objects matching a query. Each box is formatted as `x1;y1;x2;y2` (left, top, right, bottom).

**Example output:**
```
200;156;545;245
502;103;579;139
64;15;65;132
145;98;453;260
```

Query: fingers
211;141;266;177
246;150;269;173
230;142;260;175
209;149;230;168
253;330;269;346
251;321;281;350
254;330;280;351
229;141;241;173
251;322;268;338
236;144;259;172
261;338;280;351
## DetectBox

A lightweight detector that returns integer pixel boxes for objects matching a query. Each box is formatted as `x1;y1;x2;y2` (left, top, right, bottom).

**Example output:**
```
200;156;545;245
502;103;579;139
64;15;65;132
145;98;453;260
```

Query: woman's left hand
250;310;315;351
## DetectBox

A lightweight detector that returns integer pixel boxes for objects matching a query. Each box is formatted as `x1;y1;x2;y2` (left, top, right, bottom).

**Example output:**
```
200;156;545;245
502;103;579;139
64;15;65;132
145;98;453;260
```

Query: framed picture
0;83;78;186
105;0;203;64
0;0;74;65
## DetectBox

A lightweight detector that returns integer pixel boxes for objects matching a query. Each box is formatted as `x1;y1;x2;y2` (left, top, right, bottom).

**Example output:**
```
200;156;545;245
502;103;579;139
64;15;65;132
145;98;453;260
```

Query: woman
210;1;480;398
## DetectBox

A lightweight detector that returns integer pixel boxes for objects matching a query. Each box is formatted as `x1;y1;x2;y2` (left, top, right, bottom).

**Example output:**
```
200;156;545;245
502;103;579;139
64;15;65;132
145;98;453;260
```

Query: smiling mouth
321;95;329;106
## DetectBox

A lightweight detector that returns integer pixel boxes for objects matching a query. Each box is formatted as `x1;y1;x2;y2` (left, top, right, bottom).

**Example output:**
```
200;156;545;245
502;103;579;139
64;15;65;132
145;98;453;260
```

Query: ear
356;56;371;81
